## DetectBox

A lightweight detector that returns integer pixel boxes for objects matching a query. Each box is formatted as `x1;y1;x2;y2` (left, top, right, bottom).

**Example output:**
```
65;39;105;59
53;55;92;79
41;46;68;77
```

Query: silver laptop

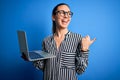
17;30;56;61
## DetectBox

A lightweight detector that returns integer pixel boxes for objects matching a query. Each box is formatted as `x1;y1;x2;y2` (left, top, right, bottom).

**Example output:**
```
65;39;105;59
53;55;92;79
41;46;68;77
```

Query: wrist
80;48;89;52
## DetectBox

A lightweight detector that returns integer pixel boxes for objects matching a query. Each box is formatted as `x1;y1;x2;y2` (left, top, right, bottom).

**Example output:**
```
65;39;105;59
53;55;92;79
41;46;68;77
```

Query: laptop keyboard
29;52;43;59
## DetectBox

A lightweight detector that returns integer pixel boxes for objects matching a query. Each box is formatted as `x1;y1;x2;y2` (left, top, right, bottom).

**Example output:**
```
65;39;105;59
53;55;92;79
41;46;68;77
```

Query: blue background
0;0;120;80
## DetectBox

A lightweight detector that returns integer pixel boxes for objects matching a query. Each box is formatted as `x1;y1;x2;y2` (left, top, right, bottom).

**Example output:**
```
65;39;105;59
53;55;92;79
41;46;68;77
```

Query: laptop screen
17;30;29;54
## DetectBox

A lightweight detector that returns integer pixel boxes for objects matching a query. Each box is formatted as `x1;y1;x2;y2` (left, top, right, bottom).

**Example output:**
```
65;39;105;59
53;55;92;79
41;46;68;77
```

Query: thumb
91;38;96;44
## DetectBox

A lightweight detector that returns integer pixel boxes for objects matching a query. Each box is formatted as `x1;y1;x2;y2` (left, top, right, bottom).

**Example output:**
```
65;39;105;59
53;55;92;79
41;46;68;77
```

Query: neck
55;28;68;38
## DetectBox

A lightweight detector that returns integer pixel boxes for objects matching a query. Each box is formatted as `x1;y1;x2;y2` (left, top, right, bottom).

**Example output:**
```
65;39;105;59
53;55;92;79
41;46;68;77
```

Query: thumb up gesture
81;35;96;51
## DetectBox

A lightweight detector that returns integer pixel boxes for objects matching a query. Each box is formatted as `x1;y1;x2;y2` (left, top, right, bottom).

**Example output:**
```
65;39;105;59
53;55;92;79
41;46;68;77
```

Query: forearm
75;51;89;75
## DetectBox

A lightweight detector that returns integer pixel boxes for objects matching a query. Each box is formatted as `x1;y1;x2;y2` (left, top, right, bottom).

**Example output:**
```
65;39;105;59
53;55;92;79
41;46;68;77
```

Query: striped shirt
33;31;89;80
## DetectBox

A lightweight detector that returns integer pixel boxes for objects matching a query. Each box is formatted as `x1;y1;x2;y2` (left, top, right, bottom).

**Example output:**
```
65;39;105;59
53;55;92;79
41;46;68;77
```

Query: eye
59;10;64;14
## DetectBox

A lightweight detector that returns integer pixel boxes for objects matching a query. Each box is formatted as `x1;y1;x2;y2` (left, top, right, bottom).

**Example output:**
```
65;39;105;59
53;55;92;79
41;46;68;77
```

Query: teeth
62;20;69;25
62;21;67;25
63;20;67;22
62;20;67;23
62;21;67;23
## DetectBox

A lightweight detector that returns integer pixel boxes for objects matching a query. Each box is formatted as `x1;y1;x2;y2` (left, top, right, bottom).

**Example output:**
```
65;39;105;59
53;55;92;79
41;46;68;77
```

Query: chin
61;25;68;29
62;24;69;27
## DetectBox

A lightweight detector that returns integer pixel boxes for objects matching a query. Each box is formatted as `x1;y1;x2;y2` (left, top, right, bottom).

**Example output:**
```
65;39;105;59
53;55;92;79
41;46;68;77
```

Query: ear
52;15;55;21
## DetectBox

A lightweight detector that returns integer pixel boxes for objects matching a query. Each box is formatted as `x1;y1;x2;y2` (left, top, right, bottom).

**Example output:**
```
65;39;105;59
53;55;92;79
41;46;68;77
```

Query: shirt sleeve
33;40;46;71
75;42;89;75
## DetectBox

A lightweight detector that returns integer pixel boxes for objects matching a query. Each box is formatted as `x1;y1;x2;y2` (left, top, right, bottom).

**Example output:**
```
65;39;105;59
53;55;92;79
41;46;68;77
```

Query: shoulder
42;35;53;43
69;31;82;39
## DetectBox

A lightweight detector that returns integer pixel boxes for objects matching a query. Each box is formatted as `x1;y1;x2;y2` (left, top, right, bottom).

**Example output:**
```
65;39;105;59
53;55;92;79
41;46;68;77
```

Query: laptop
17;30;56;61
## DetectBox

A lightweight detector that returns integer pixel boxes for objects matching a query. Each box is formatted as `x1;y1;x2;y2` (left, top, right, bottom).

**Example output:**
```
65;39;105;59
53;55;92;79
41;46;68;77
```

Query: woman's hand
81;35;96;51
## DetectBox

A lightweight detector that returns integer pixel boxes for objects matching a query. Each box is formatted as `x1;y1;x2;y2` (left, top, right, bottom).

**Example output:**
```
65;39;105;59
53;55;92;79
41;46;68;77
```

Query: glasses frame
55;10;73;18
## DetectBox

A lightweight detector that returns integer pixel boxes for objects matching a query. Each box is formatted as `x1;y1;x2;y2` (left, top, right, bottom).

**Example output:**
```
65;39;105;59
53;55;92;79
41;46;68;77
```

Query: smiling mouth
62;20;69;25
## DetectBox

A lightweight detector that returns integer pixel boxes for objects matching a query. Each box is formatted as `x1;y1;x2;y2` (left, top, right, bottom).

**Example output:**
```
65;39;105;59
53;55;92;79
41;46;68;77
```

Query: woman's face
52;5;72;29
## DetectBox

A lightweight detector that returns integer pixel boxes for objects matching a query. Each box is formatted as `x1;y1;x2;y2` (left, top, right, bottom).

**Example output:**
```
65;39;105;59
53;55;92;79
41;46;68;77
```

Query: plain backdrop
0;0;120;80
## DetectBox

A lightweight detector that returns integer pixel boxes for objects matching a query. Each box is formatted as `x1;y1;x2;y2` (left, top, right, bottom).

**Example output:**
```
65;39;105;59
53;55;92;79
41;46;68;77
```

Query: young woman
33;3;95;80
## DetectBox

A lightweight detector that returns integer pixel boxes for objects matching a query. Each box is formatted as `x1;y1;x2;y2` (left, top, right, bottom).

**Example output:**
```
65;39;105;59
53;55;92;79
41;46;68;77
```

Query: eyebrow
57;10;71;12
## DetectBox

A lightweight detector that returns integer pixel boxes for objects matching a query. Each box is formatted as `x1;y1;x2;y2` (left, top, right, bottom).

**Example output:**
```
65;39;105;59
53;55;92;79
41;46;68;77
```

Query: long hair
52;3;70;34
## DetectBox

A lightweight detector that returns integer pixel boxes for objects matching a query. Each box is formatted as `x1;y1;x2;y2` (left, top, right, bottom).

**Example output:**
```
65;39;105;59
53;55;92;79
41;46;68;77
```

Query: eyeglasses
55;10;73;18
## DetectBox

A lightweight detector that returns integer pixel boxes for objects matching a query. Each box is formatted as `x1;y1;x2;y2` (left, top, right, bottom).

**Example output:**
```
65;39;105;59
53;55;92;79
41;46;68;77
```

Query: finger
91;38;96;44
84;35;89;39
85;35;90;41
86;35;89;37
87;35;90;39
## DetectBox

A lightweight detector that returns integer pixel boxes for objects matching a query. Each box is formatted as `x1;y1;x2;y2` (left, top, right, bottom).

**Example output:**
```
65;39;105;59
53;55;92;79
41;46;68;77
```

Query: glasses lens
68;11;73;17
56;10;73;17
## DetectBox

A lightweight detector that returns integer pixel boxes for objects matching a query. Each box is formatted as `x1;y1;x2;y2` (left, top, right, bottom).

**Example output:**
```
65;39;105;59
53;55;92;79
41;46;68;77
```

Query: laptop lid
17;30;29;58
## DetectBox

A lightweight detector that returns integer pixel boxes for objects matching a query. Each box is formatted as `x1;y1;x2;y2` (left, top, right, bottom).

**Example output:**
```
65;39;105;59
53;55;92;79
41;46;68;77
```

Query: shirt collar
51;30;71;42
